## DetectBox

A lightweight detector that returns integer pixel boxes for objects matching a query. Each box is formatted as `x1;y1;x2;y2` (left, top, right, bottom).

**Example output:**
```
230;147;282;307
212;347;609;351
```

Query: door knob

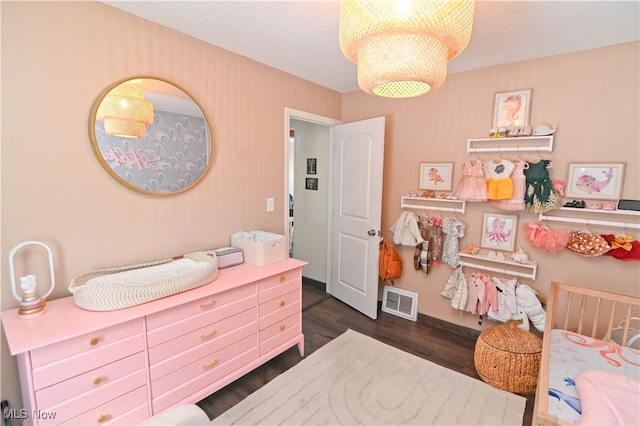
367;229;376;236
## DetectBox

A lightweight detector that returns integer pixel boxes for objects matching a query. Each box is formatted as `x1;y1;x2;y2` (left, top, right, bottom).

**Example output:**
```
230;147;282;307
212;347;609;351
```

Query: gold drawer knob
203;358;219;369
201;329;217;339
280;325;285;331
97;414;107;423
90;337;99;346
200;299;216;308
279;275;285;282
279;300;285;307
93;377;102;385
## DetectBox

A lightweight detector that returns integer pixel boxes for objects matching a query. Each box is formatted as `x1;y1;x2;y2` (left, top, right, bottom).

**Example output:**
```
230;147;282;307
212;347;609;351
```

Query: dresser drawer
259;299;300;331
150;322;256;382
57;386;148;426
35;352;145;409
259;320;301;356
30;319;143;368
259;313;300;344
147;295;256;348
258;269;300;293
39;370;146;425
32;333;145;391
149;307;256;365
258;288;300;319
151;334;257;402
102;404;149;426
152;344;258;414
258;278;300;304
146;284;256;330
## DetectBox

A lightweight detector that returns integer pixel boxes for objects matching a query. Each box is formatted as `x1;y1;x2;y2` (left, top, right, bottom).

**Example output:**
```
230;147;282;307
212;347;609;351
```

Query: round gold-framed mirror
88;76;214;195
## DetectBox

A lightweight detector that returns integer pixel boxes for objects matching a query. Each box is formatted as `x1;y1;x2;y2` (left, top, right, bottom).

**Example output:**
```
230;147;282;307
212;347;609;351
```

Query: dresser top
1;258;307;355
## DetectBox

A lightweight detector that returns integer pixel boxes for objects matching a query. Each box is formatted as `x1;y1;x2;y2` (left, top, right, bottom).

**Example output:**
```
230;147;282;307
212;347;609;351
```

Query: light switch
267;198;275;212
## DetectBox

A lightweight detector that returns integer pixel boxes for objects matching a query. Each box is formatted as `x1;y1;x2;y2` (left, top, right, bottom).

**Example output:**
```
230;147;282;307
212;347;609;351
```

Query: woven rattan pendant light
339;0;475;98
96;83;154;138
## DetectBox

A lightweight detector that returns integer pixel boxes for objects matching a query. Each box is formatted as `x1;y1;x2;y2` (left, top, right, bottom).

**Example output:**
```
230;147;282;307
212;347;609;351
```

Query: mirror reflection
89;76;214;195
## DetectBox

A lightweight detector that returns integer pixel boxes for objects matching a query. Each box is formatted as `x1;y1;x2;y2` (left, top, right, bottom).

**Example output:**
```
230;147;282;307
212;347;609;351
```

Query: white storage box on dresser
1;259;306;426
231;231;286;266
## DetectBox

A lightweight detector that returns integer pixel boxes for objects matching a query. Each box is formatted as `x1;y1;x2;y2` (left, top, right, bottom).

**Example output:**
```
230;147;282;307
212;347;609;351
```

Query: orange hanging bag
379;241;402;285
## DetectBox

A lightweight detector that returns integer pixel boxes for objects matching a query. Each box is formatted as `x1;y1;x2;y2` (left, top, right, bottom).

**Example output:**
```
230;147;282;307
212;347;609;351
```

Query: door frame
284;108;341;294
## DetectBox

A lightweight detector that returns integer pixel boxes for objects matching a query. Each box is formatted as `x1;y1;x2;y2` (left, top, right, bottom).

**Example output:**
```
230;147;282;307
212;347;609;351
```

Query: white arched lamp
8;241;56;319
339;0;475;98
96;82;154;138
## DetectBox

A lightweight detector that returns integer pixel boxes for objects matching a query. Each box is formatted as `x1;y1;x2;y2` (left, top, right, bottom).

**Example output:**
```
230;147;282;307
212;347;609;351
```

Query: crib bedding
547;329;640;424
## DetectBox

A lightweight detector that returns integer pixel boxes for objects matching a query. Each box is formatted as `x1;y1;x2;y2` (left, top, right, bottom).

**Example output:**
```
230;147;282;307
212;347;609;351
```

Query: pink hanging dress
456;160;487;202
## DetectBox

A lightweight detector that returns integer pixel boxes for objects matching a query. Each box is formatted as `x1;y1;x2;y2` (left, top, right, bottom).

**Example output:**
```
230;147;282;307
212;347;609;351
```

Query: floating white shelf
467;135;554;153
401;196;466;214
539;207;640;230
458;252;538;280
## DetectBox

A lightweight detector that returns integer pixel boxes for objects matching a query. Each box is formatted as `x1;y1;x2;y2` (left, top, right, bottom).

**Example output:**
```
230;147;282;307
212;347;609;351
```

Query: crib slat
563;292;572;330
577;294;587;334
621;304;632;345
590;297;602;338
604;300;617;341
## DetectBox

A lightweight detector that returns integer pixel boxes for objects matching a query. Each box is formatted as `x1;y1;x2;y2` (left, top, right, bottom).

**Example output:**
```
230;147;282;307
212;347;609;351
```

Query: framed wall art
306;158;317;175
493;89;532;128
565;163;625;200
419;162;453;191
305;177;318;190
481;213;518;252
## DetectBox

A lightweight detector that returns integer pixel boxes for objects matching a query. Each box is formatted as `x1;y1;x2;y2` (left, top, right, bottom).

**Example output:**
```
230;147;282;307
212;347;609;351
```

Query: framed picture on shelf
493;89;532;129
481;213;518;253
565;163;625;201
419;162;453;191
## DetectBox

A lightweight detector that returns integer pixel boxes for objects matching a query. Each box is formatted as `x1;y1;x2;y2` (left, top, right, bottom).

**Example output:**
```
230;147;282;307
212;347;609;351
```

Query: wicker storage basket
474;320;542;394
69;251;218;311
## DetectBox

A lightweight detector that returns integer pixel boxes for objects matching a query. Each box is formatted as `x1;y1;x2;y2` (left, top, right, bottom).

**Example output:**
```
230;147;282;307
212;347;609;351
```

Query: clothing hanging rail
538;210;640;230
458;253;538;280
400;196;466;214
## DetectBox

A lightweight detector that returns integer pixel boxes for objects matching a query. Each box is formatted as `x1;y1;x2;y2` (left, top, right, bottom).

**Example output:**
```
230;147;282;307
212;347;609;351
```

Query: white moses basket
69;251;218;311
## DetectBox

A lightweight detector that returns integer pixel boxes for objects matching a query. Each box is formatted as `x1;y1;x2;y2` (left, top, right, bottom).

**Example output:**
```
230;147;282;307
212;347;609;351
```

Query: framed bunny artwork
493;89;532;129
481;213;518;252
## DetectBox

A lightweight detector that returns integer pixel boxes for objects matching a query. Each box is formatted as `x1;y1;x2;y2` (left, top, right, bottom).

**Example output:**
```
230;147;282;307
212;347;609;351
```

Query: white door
330;117;385;319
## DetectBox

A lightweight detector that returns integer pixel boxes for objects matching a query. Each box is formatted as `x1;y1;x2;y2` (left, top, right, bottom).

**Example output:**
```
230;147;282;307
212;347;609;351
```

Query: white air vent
381;286;418;321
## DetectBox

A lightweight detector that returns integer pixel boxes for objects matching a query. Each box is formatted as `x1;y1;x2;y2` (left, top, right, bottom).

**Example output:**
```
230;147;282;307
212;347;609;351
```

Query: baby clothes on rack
389;211;425;246
524;159;560;213
441;266;468;310
418;214;444;266
525;222;570;252
464;272;487;315
490;161;528;211
484;159;515;200
514;283;546;332
442;217;465;267
456;160;487;202
488;277;518;323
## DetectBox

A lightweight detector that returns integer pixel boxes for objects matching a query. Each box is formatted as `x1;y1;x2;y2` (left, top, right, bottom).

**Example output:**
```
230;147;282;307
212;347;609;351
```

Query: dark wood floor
197;281;535;425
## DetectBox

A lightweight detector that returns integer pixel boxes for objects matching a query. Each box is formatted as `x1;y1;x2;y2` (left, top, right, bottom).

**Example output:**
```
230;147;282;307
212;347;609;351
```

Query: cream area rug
211;329;526;425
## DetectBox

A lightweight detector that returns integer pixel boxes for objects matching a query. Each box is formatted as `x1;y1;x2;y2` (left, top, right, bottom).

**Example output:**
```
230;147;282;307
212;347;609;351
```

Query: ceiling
102;1;640;94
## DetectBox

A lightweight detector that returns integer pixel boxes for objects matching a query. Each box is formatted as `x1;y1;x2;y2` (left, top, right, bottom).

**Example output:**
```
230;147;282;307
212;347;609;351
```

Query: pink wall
342;42;640;330
2;0;639;412
1;1;340;406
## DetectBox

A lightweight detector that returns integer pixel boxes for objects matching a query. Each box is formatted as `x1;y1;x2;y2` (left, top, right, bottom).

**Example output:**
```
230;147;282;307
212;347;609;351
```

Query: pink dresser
1;259;306;425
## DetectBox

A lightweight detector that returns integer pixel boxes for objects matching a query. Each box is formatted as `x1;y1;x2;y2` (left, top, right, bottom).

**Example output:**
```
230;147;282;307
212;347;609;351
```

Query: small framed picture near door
307;158;317;175
305;177;318;190
419;162;453;191
481;213;518;252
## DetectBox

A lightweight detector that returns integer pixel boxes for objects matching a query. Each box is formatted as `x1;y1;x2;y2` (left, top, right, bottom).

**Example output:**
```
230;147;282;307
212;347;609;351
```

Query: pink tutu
525;222;570;252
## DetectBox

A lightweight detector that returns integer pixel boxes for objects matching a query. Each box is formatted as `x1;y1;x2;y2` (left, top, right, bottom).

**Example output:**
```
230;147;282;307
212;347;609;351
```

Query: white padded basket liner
69;251;218;311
